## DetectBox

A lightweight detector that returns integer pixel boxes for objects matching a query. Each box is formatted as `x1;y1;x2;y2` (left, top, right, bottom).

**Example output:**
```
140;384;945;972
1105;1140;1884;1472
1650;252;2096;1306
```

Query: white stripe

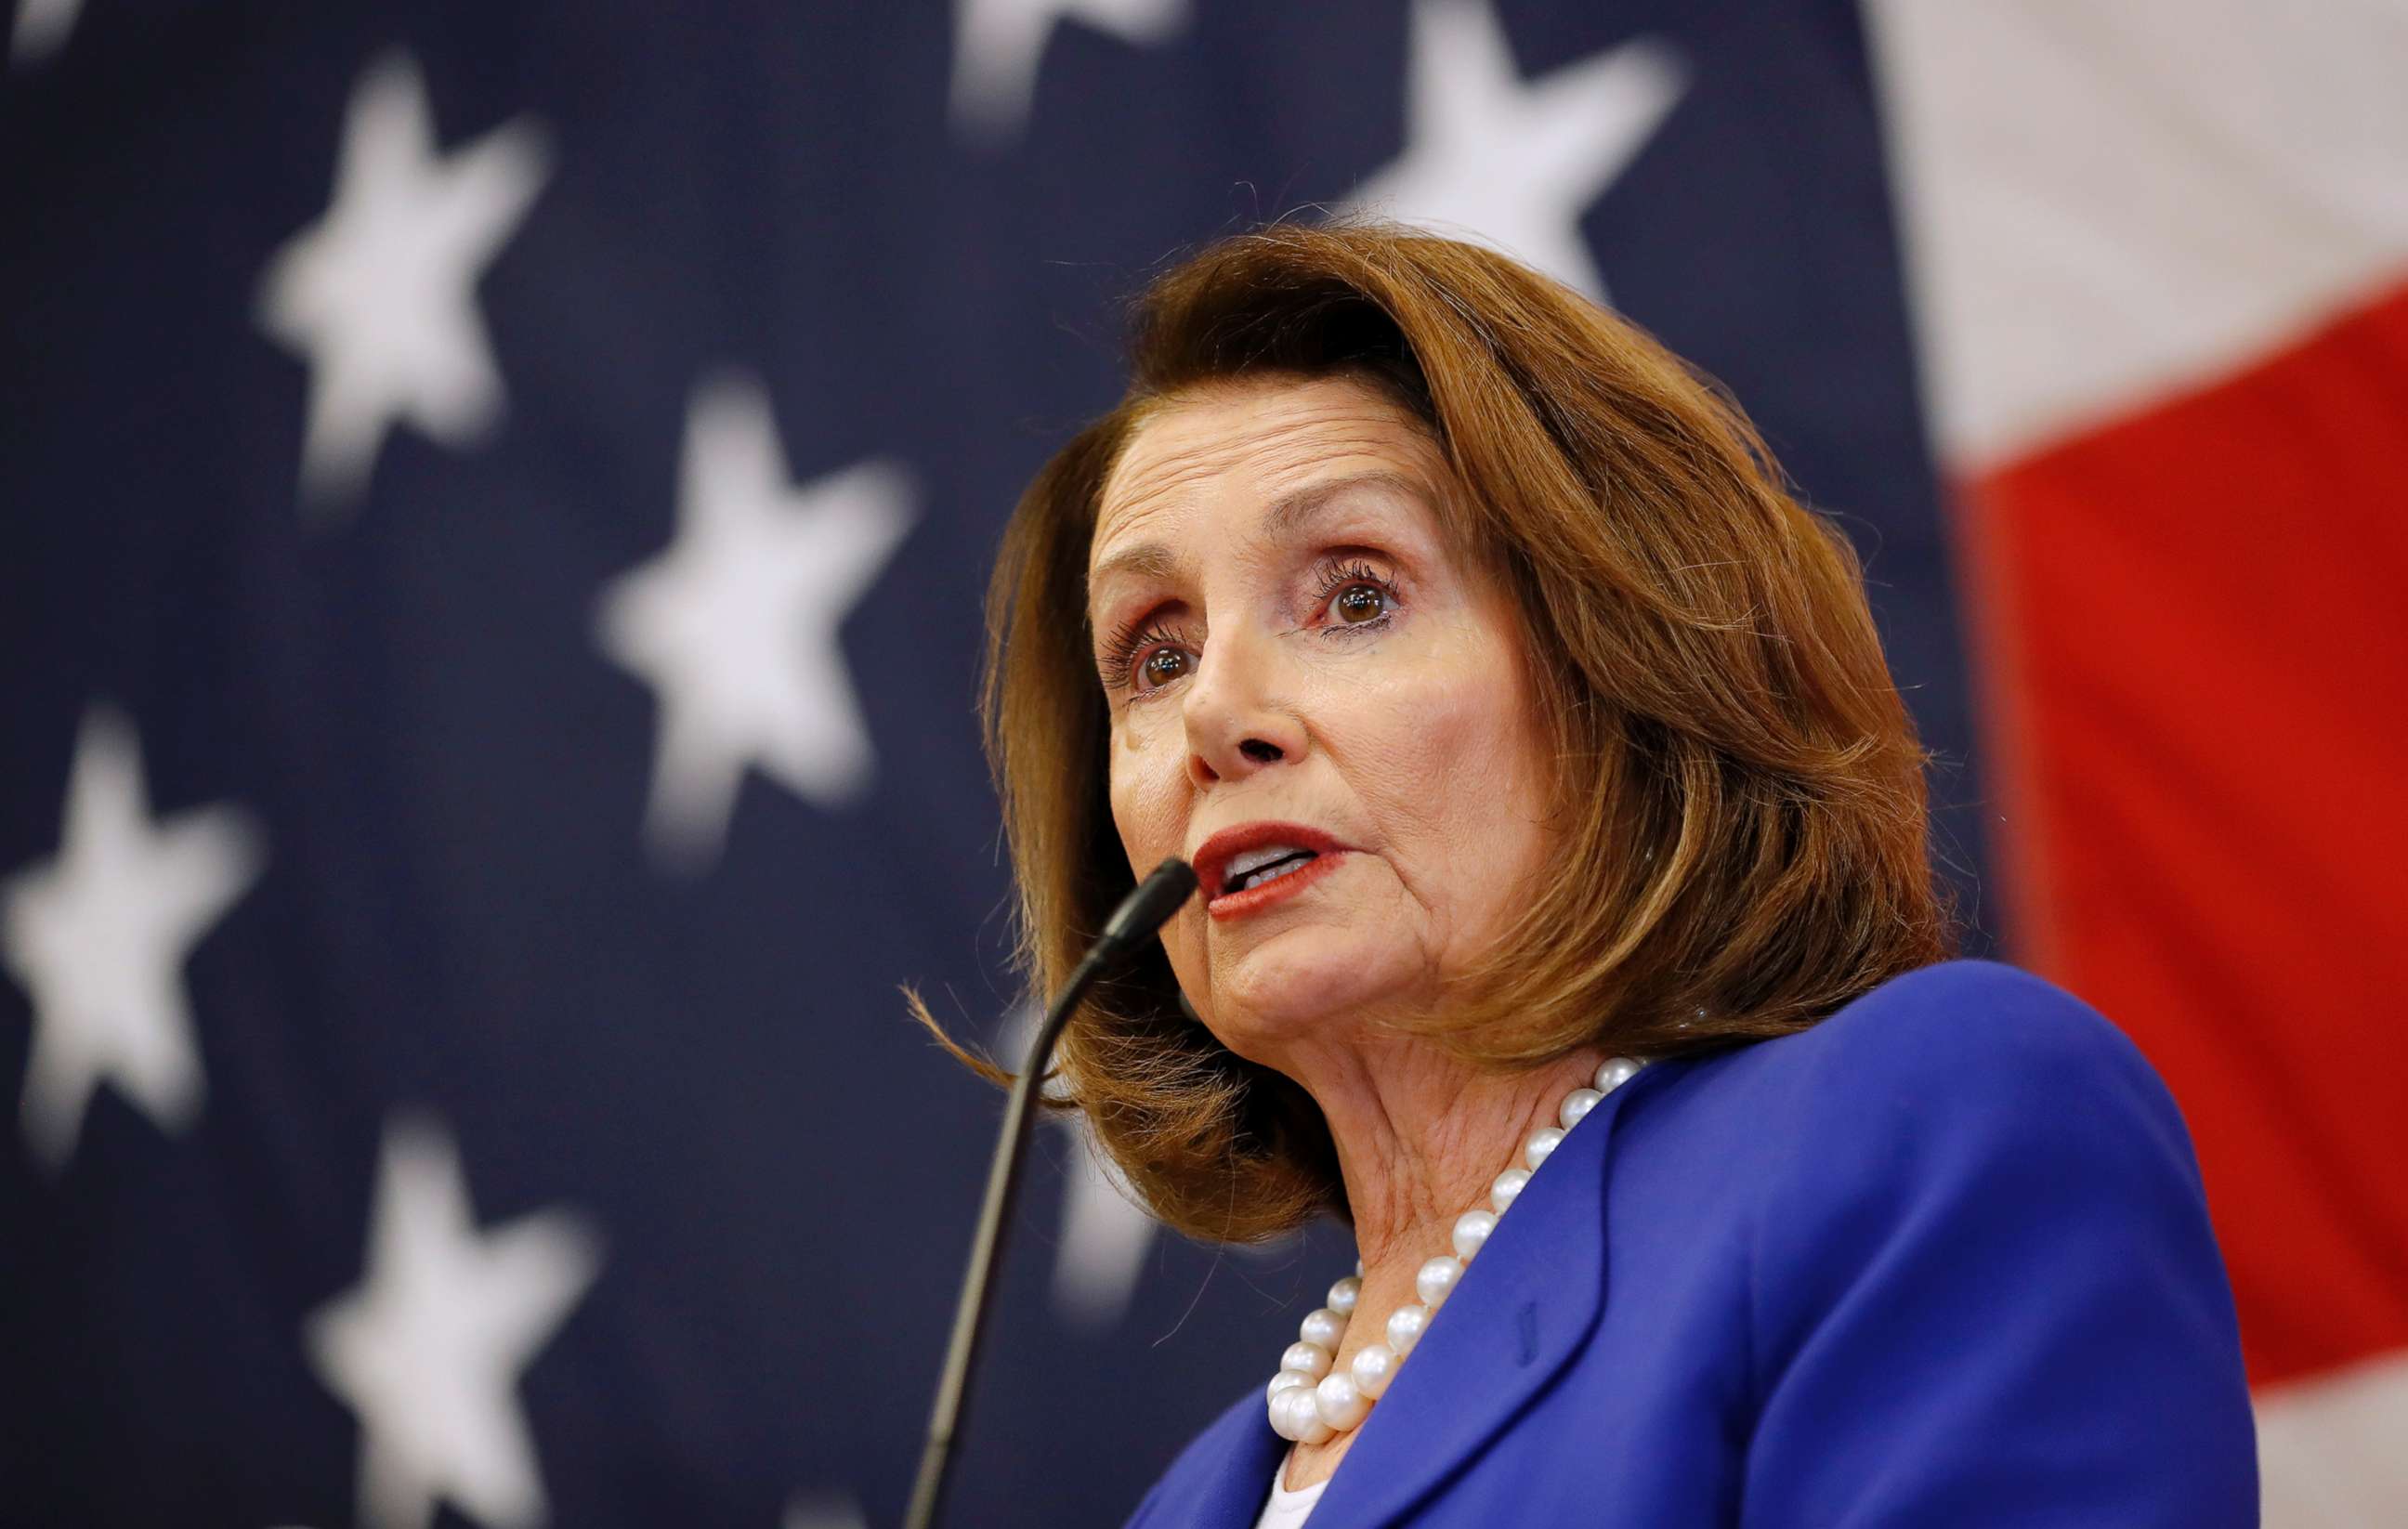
2258;1348;2408;1525
1864;0;2408;466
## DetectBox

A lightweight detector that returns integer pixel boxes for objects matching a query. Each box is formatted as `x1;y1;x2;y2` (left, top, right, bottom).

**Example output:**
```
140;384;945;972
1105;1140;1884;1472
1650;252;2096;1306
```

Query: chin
1203;930;1409;1058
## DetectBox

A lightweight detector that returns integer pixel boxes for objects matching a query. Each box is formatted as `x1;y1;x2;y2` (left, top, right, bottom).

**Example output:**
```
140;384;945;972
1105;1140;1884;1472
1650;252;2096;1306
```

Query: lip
1189;821;1350;920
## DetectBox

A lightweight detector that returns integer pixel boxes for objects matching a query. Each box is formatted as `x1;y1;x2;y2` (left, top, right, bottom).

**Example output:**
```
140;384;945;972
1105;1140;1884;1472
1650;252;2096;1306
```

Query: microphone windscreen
1101;856;1197;949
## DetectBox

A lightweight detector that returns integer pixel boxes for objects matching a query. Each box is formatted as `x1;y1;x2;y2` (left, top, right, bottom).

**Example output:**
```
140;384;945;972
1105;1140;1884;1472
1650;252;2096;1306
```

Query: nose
1181;625;1307;789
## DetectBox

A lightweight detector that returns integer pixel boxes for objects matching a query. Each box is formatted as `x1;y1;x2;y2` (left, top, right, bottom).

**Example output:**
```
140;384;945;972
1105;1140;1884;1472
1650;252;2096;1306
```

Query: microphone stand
903;856;1198;1529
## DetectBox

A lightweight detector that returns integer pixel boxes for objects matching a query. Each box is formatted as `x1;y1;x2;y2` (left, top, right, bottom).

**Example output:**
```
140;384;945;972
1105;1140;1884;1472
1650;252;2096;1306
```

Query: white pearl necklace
1264;1055;1647;1444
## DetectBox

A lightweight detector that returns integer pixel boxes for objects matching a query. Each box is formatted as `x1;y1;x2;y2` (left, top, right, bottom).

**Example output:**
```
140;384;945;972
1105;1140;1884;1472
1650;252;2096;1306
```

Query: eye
1309;555;1400;632
1136;646;1194;691
1328;582;1390;625
1098;614;1198;699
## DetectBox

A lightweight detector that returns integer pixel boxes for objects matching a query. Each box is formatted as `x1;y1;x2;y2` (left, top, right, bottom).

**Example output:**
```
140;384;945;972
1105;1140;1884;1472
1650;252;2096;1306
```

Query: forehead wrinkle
1097;390;1423;527
1086;457;1433;615
1095;421;1431;560
1087;536;1184;598
1086;389;1451;631
1257;468;1433;546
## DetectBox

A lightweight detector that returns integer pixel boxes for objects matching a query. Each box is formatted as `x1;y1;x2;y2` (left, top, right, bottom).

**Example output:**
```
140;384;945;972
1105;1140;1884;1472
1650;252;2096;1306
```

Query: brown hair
924;221;1956;1243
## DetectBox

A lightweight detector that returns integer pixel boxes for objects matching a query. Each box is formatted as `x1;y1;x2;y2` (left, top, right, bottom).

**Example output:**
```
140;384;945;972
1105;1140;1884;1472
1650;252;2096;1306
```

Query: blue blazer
1123;961;2257;1527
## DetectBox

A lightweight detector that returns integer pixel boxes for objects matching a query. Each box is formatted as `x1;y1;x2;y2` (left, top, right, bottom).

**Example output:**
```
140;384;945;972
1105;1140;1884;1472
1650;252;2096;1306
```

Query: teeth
1226;844;1309;880
1226;852;1316;894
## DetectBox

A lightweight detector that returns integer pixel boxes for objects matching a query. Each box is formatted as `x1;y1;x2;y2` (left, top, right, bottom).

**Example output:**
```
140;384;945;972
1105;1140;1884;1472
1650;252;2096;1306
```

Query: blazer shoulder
1736;959;2211;1237
1780;959;2166;1111
1682;959;2216;1243
1731;963;2257;1522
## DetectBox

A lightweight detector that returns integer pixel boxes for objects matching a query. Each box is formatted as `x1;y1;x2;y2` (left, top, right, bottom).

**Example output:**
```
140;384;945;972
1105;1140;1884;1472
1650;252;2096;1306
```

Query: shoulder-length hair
932;221;1956;1244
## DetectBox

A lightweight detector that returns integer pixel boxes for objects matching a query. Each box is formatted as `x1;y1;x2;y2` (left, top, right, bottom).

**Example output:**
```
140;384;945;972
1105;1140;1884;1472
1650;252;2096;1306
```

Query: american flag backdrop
2;3;2401;1526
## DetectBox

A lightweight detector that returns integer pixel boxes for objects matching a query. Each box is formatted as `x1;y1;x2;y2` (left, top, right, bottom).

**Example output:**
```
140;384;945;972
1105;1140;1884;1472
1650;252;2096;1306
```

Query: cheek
1107;723;1213;990
1335;628;1550;900
1418;695;1538;848
1106;716;1188;872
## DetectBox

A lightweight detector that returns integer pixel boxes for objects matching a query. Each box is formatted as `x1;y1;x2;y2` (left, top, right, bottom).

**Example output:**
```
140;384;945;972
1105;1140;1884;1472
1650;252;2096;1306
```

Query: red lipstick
1190;822;1350;921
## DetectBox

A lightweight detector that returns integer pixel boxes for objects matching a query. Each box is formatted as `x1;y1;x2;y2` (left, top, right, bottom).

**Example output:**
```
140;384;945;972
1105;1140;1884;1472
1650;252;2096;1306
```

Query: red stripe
1960;275;2408;1388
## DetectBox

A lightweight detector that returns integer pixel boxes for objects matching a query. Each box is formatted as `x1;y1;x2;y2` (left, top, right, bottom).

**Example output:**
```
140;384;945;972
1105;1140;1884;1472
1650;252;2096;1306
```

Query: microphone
903;856;1199;1529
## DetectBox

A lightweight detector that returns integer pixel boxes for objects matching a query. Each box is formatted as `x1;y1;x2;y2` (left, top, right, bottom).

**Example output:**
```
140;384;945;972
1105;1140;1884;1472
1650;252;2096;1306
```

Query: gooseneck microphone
903;856;1199;1529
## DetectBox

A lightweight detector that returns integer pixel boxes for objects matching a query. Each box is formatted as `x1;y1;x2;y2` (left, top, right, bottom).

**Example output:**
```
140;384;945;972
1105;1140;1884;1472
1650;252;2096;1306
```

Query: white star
9;0;81;69
949;0;1189;142
594;373;915;873
308;1114;600;1529
1001;1002;1159;1329
783;1490;869;1529
1053;1121;1160;1328
1;704;263;1171
1341;0;1685;302
256;49;549;511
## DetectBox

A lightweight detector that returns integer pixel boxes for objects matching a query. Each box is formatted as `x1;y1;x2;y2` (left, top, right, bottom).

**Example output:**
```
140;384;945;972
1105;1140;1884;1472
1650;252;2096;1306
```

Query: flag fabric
1866;3;2408;1521
0;2;2393;1525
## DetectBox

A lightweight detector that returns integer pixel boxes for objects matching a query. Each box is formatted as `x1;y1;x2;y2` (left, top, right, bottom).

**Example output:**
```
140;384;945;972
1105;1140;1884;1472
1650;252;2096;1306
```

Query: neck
1254;1019;1605;1490
1279;1026;1603;1307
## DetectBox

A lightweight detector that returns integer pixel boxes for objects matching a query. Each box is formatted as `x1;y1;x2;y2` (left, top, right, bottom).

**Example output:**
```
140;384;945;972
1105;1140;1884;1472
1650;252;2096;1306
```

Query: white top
1251;1449;1328;1528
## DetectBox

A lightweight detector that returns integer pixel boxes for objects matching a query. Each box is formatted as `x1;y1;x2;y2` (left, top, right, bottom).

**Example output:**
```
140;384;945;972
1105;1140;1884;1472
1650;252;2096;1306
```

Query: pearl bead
1490;1166;1530;1213
1294;1401;1336;1445
1452;1208;1498;1261
1416;1254;1464;1308
1315;1371;1371;1430
1350;1342;1398;1399
1594;1055;1642;1094
1264;1066;1619;1445
1272;1384;1334;1444
1300;1306;1346;1350
1266;1386;1297;1438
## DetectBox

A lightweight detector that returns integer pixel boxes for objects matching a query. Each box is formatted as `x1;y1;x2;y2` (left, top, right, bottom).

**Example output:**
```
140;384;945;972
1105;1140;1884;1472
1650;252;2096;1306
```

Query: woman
949;223;2257;1525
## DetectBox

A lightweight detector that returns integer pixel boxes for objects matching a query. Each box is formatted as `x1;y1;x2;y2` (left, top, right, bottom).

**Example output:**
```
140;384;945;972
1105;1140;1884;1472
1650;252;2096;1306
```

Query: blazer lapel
1129;1385;1288;1529
1303;1060;1686;1529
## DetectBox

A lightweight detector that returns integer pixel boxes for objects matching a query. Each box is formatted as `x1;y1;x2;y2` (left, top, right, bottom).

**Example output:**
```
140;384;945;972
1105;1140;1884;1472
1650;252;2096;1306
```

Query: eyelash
1097;619;1188;694
1099;556;1401;698
1311;556;1392;608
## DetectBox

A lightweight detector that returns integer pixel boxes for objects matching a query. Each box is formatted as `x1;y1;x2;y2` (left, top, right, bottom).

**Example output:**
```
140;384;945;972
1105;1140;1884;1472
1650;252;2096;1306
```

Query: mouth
1191;821;1350;920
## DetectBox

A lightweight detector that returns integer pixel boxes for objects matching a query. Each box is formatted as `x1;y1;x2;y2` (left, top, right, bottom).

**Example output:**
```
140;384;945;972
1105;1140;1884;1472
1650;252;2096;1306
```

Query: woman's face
1087;373;1554;1066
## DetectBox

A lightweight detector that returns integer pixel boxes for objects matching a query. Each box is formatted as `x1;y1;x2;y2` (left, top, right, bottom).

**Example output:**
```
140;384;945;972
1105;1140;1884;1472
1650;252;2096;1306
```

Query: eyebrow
1086;469;1428;595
